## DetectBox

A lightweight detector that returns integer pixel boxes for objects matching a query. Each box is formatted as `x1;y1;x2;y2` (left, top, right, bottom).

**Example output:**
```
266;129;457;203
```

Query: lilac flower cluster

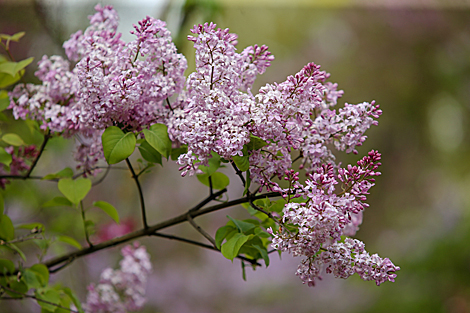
296;238;399;287
168;23;274;176
72;10;187;131
5;4;398;289
83;243;152;313
8;5;186;172
269;151;400;286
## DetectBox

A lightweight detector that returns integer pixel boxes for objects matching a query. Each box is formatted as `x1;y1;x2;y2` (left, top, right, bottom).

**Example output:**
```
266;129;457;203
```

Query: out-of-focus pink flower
96;217;136;242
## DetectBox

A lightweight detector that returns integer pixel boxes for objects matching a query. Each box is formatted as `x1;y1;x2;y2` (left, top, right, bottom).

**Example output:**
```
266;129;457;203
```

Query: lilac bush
0;4;399;312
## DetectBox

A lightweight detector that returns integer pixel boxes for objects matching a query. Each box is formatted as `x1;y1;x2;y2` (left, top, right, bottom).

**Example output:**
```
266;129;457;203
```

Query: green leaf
92;201;119;223
2;133;25;146
17;222;44;232
56;235;81;249
8;243;26;261
232;155;249;172
221;233;251;261
215;225;236;249
57;178;91;205
247;134;269;151
4;279;28;298
42;197;73;208
170;146;187;161
0;148;12;166
138;140;162;165
227;216;256;234
101;126;136;164
63;287;84;313
0;71;22;88
23;269;43;289
0;214;14;240
0;32;25;42
35;288;61;312
0;259;14;274
42;167;74;180
253;245;270;267
0;57;34;76
56;235;82;249
199;152;221;176
23;264;49;290
0;90;10;111
143;123;172;158
196;172;229;190
0;192;3;216
30;264;49;286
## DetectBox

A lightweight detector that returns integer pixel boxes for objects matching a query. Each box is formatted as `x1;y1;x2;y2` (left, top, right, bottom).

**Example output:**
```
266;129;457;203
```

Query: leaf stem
80;201;93;247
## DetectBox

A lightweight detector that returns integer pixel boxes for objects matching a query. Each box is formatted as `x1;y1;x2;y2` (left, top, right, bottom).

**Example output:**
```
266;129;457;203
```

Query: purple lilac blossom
167;23;274;176
83;243;152;313
269;151;400;286
6;5;398;289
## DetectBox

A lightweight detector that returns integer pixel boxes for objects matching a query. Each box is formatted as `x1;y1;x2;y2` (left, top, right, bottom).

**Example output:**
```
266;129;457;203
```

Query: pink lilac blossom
269;151;400;286
5;5;397;289
83;243;152;313
295;238;399;287
9;55;80;135
72;7;187;131
8;5;186;174
167;23;273;176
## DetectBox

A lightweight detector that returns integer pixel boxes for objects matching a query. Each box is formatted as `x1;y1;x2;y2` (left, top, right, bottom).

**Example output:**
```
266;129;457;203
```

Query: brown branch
151;232;261;266
40;191;280;272
186;214;217;248
25;130;51;178
126;158;148;229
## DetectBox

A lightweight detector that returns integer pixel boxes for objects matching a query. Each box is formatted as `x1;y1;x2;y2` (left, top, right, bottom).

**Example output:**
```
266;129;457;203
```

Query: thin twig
25;130;51;178
231;161;246;187
189;188;227;213
151;232;261;266
125;158;148;229
91;165;111;186
249;199;283;227
0;286;79;313
208;176;213;196
166;98;174;113
80;201;93;247
186;214;217;248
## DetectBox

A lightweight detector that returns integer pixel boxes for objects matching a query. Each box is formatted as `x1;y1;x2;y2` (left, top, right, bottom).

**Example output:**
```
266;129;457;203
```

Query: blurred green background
1;0;470;312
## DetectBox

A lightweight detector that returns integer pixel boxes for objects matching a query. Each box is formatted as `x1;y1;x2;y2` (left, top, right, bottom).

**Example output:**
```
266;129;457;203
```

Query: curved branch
41;191;280;272
125;158;148;229
186;214;217;248
25;130;51;178
151;232;261;266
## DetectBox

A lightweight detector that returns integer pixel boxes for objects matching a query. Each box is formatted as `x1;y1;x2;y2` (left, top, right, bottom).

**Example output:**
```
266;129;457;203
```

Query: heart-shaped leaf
58;178;91;205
